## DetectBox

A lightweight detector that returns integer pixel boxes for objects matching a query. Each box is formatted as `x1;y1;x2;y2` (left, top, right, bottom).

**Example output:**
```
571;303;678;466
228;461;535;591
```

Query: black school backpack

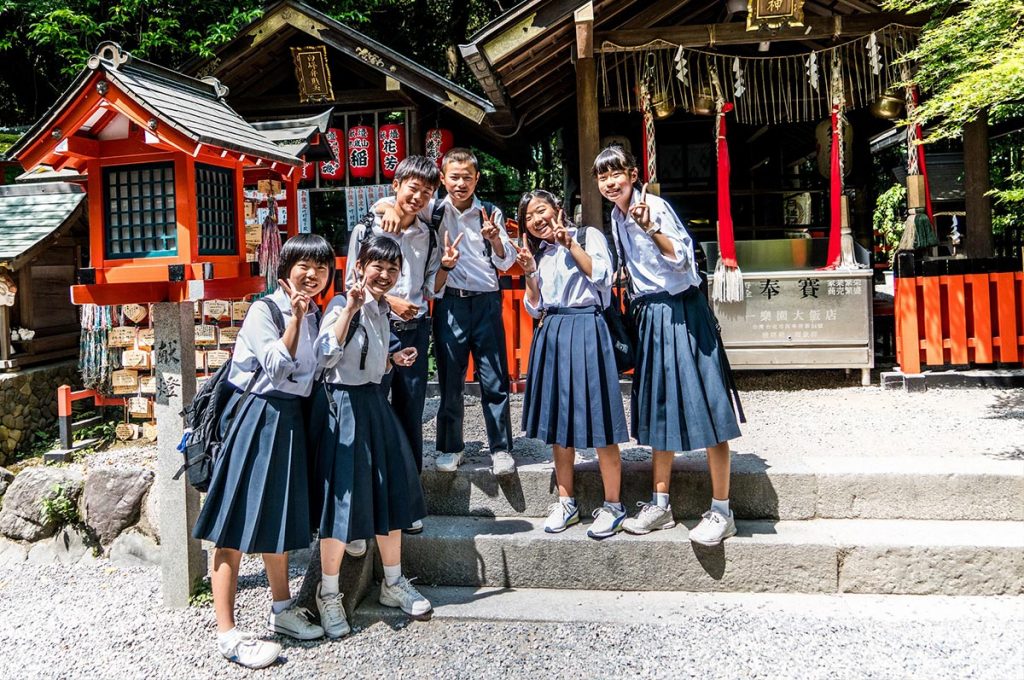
174;297;322;492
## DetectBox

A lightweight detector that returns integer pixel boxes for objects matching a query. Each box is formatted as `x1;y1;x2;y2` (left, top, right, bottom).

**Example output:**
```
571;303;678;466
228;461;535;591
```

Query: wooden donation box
8;41;303;306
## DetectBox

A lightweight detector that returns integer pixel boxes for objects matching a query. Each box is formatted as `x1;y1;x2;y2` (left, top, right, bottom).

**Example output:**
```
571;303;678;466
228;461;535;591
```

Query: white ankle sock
271;598;293;615
322;572;340;595
604;501;625;514
560;496;576;508
383;563;402;586
711;498;730;516
653;492;670;508
217;627;241;647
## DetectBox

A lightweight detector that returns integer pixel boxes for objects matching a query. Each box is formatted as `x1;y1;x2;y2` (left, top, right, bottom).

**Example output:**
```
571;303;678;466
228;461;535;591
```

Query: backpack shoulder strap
575;225;588;250
430;201;447;231
256;297;286;335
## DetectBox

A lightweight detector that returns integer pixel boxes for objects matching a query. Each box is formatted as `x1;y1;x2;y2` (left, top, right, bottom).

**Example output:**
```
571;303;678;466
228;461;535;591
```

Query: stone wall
0;361;80;466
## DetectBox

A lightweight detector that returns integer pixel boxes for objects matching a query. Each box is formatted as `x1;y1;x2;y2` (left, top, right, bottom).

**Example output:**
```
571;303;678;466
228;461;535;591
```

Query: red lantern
301;162;315;180
319;127;345;180
378;123;406;179
425;128;454;168
348;125;375;179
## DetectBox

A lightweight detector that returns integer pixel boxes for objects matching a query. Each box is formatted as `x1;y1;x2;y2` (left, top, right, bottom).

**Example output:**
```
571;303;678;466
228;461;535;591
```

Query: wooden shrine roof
0;182;85;271
461;0;916;142
9;42;301;170
250;109;335;161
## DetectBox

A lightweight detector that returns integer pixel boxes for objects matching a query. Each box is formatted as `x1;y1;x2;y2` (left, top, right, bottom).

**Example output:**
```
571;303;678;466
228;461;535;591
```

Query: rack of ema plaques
705;239;874;385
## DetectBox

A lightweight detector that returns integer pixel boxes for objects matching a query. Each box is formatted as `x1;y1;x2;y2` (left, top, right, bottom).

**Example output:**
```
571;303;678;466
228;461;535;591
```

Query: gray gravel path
2;558;1021;680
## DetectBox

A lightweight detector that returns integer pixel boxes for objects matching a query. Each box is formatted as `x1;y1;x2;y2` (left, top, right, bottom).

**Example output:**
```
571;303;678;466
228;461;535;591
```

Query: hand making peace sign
441;231;464;270
277;278;311;319
480;206;502;245
551;208;572;248
628;183;651;230
515;234;537;274
345;276;366;313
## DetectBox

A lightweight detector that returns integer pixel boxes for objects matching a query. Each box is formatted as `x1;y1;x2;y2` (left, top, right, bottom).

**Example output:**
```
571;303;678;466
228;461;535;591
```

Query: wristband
525;270;539;280
645;223;662;236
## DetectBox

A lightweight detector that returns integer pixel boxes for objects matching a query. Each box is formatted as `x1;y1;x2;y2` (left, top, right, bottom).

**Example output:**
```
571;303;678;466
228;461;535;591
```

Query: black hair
517;189;570;256
277;233;336;285
591;145;638;178
393;155;440;188
356;233;404;268
441;147;479;174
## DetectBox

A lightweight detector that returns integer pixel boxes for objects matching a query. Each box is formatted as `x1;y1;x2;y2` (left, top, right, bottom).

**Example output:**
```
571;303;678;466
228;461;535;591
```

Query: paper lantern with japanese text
425;128;454;168
348;125;375;179
378;123;406;179
301;161;316;181
319;127;345;180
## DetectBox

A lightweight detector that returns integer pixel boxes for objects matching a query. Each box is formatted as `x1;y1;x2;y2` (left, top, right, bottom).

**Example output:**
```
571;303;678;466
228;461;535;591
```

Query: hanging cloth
825;103;843;267
712;96;743;302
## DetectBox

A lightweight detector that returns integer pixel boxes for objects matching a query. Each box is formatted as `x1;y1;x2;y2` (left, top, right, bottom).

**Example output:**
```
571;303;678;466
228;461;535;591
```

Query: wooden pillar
964;110;993;258
575;3;602;229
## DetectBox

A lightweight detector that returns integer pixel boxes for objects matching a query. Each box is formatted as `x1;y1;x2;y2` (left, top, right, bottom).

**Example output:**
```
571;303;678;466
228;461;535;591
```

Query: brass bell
871;90;905;120
691;89;715;116
652;89;676;120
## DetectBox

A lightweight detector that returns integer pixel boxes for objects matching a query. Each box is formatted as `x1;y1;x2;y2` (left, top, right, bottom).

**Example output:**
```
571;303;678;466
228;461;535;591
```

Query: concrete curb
402;515;1024;596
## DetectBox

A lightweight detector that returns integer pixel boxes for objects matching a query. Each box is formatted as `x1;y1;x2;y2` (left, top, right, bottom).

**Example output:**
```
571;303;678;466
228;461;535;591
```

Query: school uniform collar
443;194;481;217
362;296;386;317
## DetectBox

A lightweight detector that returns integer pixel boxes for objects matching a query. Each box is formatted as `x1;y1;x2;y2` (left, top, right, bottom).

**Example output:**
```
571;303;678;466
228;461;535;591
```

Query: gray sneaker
491;451;516;476
435;451;463;472
622;502;677;535
688;509;737;546
218;632;281;669
267;604;324;640
315;583;351;639
379;575;432;618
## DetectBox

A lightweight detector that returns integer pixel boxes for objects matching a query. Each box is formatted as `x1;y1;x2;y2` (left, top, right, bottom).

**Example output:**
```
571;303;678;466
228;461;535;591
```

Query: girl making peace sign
516;190;629;539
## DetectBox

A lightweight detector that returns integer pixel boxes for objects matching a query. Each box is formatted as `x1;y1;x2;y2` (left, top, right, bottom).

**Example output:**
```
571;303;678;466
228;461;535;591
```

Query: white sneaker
404;519;424;535
688;510;737;546
491;451;516;476
345;539;367;558
543;499;580;533
315;583;351;639
379;575;432;618
435;451;463;472
622;502;677;535
587;505;626;540
219;632;281;669
267;603;324;640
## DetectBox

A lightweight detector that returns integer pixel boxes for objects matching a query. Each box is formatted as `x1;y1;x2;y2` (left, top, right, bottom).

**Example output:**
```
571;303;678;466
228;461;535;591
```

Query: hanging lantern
347;125;375;179
318;127;345;180
425;128;454;168
378;123;406;179
301;162;316;181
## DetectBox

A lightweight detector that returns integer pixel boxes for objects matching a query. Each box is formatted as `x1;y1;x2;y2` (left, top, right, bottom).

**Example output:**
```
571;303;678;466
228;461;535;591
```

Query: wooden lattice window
104;163;177;259
196;163;238;255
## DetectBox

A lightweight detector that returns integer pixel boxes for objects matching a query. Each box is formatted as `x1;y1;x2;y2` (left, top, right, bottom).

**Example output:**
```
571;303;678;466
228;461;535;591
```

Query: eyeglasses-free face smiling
356;259;401;300
523;197;559;242
393;178;435;216
442;160;479;209
596;167;638;209
288;259;330;297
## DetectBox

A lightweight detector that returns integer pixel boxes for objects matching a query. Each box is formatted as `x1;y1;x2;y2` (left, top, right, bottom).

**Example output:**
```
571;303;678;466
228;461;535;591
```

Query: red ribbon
910;88;934;222
717;103;737;268
826;106;843;267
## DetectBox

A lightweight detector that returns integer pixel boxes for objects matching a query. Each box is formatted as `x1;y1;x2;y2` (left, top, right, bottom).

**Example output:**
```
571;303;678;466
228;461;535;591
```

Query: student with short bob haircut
193;233;335;669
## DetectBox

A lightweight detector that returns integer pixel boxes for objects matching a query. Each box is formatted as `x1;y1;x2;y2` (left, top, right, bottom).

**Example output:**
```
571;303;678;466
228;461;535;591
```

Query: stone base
0;361;79;466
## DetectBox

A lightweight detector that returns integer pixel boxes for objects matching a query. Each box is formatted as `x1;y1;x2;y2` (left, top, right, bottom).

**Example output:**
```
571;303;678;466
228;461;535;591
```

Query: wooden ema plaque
232;301;251;321
115;422;139;441
128;397;153;418
139;375;157;395
195;351;207;371
195;324;218;346
218;327;239;345
206;349;230;369
122;303;148;323
137;328;155;347
142;421;158;441
112;369;140;395
204;300;230;321
108;326;137;348
122;349;151;369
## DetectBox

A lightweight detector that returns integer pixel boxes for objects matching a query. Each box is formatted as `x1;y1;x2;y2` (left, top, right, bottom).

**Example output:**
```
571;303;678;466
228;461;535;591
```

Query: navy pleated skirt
312;383;426;543
522;306;629;449
193;390;313;554
632;288;743;452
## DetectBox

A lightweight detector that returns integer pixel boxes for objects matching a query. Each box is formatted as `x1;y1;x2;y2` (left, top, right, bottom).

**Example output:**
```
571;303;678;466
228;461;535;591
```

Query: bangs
277;234;336;280
591;146;635;177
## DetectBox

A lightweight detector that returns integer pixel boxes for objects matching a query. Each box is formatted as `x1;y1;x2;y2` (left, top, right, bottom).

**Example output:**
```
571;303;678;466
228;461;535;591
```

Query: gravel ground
1;559;1020;680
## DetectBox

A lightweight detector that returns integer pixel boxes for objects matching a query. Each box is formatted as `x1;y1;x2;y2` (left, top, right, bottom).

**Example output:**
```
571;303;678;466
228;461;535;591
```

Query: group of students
191;146;743;669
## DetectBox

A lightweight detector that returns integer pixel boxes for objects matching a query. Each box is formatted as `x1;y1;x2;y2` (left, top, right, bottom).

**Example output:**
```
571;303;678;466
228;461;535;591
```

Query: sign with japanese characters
747;0;804;32
378;124;406;179
348;125;375;179
291;45;335;103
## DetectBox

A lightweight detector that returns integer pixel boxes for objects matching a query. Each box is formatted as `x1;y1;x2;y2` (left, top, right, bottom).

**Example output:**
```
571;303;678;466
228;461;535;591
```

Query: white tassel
713;258;745;303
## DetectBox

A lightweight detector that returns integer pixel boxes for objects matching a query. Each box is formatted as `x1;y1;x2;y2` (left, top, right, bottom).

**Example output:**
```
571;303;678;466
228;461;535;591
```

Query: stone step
420;454;1024;521
354;585;1024;628
42;438;102;463
402;515;1024;596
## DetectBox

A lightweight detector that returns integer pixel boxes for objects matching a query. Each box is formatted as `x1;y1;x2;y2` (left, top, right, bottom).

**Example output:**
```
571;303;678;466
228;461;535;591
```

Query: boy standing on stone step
431;148;517;477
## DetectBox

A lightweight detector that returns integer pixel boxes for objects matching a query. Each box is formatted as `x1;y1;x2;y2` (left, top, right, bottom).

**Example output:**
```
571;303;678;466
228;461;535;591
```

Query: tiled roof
0;183;85;269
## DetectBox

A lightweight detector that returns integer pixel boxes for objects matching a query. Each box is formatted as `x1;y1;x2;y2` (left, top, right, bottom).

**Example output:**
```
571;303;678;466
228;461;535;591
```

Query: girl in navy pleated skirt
515;190;630;539
192;234;334;668
591;146;744;547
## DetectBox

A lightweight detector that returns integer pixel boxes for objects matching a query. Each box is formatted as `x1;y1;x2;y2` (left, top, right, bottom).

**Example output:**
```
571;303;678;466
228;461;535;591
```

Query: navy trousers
433;290;513;454
381;317;431;472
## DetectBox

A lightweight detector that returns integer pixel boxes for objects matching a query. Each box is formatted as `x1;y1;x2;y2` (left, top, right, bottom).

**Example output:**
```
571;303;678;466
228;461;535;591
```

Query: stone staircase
396;453;1024;597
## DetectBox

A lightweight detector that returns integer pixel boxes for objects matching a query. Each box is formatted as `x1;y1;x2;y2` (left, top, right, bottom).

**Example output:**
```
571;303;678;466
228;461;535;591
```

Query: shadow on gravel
983;390;1024;460
733;369;871;392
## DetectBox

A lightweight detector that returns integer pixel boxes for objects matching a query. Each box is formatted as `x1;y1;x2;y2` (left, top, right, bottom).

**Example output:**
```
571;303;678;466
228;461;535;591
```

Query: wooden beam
596;11;925;50
575;3;594;59
576;3;601;230
964;111;993;258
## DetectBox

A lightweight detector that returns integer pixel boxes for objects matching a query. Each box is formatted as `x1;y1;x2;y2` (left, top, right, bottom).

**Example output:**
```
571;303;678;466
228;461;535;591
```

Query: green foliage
40;483;80;527
189;577;214;607
884;0;1024;141
873;183;906;263
989;129;1024;235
